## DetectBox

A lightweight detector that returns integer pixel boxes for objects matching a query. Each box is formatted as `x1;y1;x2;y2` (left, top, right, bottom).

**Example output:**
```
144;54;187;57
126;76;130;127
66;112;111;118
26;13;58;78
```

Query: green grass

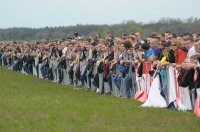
0;66;200;131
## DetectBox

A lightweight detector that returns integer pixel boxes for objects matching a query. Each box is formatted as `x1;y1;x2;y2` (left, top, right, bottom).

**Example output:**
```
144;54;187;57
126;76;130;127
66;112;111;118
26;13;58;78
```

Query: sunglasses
171;44;176;46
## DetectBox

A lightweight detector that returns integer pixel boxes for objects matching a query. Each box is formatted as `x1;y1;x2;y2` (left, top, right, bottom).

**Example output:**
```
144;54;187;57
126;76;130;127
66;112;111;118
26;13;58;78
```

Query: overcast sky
0;0;199;28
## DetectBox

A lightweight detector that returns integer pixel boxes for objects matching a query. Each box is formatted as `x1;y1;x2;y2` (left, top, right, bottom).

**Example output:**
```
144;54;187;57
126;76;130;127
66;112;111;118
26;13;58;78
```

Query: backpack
178;69;194;87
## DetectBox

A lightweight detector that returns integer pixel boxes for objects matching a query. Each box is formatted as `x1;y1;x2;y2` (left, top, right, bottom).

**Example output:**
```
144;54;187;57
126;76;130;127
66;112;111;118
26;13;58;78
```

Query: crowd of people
1;31;200;117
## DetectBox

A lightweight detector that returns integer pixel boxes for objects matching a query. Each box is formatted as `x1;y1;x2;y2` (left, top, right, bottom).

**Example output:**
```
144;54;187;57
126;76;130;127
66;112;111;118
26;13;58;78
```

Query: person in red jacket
170;39;187;65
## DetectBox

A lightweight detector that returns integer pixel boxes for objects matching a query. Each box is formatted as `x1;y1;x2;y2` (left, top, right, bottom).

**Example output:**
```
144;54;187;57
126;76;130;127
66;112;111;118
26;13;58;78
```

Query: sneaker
96;88;100;93
52;80;57;83
105;92;111;95
122;96;130;99
117;94;122;98
80;85;84;88
91;89;96;92
77;83;81;87
85;88;90;91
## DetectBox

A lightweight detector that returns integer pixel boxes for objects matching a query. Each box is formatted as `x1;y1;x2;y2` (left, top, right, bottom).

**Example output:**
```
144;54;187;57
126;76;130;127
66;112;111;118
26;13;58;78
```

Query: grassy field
0;66;200;131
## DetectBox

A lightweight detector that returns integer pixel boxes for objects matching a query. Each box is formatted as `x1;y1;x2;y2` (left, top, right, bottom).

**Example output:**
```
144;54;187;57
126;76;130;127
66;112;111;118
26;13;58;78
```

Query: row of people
1;31;200;117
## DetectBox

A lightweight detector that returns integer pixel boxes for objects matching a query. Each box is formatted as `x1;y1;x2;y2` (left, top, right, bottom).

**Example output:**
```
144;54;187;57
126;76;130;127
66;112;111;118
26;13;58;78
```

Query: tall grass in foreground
0;66;200;131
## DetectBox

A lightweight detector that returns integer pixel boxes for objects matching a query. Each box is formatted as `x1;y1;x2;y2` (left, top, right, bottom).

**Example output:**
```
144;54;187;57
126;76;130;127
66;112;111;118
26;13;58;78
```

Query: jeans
68;68;74;84
80;60;95;87
80;74;87;86
40;62;47;77
91;78;96;87
81;60;94;76
35;64;39;77
125;74;132;97
106;73;112;92
24;62;32;74
27;63;33;74
113;73;122;91
190;88;196;109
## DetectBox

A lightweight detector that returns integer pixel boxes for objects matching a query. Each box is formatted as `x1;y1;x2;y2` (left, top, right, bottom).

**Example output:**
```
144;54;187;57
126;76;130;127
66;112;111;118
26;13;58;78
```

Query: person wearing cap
103;41;115;93
154;43;171;69
122;33;128;40
74;32;80;40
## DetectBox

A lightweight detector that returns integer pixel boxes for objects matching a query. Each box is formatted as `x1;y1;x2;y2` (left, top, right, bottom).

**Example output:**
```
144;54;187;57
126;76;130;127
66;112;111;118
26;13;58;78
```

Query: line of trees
0;17;200;41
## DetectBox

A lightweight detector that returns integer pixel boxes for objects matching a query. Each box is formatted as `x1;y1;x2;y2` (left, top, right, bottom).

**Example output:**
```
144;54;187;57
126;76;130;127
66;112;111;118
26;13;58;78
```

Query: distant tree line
0;17;200;41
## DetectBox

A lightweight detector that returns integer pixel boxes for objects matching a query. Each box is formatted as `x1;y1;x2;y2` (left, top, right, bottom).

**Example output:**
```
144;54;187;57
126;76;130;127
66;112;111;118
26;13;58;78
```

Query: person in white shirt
184;38;196;62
